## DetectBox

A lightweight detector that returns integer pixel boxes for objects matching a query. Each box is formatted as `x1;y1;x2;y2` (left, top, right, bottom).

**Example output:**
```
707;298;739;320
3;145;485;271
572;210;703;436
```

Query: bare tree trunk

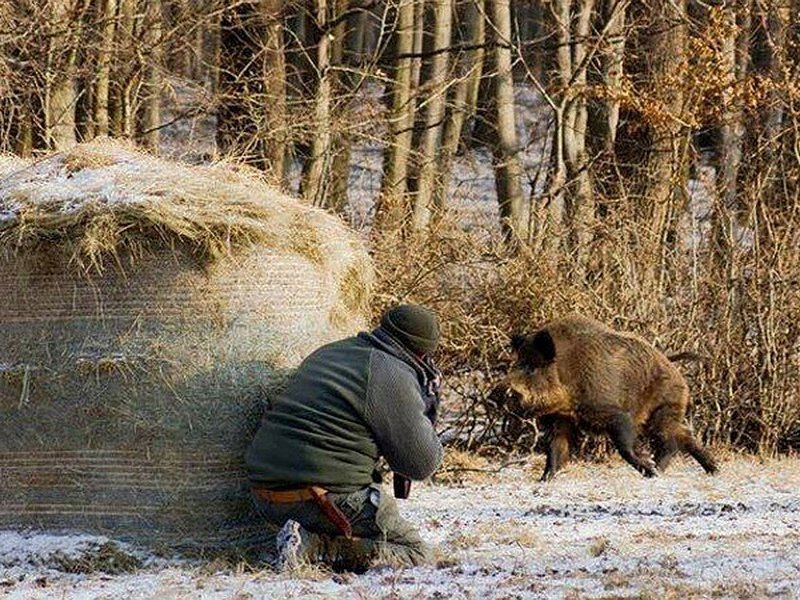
538;0;569;252
189;0;206;80
329;142;352;212
514;0;540;70
3;93;40;157
757;0;792;165
463;0;487;134
284;5;311;174
74;1;96;141
47;0;86;150
716;0;750;214
376;0;419;232
542;103;568;252
469;22;496;150
328;0;357;213
410;0;453;231
540;0;597;272
137;0;162;150
586;0;627;225
489;0;526;242
637;0;689;288
261;0;287;181
594;0;626;153
711;0;751;307
93;0;117;137
304;0;359;210
410;0;426;90
434;0;486;212
110;0;136;137
347;4;368;63
301;0;333;206
205;7;221;96
565;0;595;271
170;0;207;79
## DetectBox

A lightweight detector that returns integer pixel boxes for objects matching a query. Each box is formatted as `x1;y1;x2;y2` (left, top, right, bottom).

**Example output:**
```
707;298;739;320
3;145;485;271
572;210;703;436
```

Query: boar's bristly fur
505;314;718;481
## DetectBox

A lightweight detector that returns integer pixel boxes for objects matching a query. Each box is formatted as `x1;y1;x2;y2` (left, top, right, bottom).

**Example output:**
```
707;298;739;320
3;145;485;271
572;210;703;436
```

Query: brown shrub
370;211;800;456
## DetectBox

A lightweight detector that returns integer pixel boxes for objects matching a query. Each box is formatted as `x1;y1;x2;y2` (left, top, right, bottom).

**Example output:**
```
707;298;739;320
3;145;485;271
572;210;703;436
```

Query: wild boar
505;314;718;481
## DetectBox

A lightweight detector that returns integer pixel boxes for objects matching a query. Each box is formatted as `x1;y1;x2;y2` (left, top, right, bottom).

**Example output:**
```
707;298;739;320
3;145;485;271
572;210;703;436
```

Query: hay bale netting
0;140;372;551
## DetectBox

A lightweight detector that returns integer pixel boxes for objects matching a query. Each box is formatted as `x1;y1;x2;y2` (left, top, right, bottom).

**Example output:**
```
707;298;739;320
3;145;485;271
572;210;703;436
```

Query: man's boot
275;519;377;573
275;519;311;572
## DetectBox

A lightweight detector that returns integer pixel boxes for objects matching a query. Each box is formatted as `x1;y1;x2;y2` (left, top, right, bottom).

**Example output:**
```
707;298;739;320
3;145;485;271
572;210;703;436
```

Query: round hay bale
0;140;373;551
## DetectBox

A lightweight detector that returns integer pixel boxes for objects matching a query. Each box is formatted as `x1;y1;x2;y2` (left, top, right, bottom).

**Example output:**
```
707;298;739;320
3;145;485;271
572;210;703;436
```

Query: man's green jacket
245;330;443;493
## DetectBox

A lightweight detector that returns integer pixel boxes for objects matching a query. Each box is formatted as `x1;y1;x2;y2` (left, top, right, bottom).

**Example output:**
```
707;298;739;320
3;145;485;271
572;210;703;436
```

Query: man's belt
252;485;354;539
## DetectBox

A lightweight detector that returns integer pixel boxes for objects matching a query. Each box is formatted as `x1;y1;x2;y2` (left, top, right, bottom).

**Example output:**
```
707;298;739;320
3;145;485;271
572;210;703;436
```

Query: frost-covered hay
0;154;26;175
0;140;373;551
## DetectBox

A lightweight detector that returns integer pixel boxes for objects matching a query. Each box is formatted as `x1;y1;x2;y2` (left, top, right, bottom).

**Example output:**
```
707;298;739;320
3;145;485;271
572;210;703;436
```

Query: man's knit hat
380;304;440;355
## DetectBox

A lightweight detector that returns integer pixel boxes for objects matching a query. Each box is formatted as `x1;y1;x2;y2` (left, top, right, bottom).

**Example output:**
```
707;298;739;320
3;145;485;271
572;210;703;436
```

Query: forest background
1;0;798;455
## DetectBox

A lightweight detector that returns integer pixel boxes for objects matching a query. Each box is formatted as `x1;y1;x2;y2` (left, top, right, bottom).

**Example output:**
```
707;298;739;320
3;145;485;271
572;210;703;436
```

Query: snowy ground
2;455;799;599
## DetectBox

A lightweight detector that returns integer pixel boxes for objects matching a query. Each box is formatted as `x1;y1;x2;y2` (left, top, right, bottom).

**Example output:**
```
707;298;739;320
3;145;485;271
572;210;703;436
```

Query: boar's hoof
638;458;658;478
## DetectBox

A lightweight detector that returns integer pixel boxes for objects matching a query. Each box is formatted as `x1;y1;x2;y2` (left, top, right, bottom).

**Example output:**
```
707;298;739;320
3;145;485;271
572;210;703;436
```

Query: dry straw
0;138;368;289
0;139;373;552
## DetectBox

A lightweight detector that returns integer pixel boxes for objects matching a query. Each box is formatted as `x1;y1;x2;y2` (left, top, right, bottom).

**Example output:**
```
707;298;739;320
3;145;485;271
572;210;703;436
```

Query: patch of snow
0;531;157;582
0;206;18;224
2;456;799;599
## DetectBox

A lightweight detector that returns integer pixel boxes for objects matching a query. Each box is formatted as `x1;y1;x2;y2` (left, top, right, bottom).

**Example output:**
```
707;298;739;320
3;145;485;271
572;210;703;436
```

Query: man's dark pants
252;484;432;572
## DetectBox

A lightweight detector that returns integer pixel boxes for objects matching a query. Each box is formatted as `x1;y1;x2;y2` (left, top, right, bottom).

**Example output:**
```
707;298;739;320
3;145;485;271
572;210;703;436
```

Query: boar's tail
667;351;709;364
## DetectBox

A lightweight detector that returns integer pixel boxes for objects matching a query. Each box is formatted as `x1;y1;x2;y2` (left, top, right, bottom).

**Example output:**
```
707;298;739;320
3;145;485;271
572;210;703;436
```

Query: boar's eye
510;333;526;353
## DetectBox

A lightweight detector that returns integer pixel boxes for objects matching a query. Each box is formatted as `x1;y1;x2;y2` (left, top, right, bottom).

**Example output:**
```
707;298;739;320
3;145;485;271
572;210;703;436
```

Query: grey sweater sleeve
363;350;444;480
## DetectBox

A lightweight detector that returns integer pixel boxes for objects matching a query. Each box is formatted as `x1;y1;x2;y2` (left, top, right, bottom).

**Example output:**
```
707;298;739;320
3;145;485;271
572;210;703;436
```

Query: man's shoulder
305;334;370;359
308;334;420;389
295;335;376;381
368;346;420;387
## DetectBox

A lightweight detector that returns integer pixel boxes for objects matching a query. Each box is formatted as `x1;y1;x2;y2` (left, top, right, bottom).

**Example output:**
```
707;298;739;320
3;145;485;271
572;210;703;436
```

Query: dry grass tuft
445;530;482;551
276;561;332;581
62;143;121;173
288;213;325;266
433;449;492;485
50;541;142;575
339;257;373;314
0;154;27;179
478;521;538;548
588;537;610;557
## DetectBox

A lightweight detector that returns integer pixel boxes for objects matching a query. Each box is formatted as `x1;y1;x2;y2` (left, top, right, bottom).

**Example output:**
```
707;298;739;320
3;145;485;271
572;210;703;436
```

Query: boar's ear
530;330;556;366
510;333;525;353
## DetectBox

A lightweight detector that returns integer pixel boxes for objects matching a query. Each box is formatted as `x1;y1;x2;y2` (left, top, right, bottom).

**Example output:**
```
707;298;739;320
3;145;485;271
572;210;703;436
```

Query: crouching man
245;304;444;573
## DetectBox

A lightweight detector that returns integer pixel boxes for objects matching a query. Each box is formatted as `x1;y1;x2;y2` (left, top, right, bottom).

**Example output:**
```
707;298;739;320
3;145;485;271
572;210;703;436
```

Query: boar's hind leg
606;411;657;478
646;406;681;472
540;417;574;482
647;406;718;475
676;427;719;475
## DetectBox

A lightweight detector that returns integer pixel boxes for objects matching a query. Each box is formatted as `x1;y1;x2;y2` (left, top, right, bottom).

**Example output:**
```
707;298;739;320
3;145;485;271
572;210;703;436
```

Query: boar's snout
505;363;570;416
505;366;532;399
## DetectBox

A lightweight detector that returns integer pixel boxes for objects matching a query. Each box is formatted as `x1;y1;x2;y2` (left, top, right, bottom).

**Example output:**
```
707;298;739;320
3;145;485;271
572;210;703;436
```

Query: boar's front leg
540;417;575;482
605;410;657;478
